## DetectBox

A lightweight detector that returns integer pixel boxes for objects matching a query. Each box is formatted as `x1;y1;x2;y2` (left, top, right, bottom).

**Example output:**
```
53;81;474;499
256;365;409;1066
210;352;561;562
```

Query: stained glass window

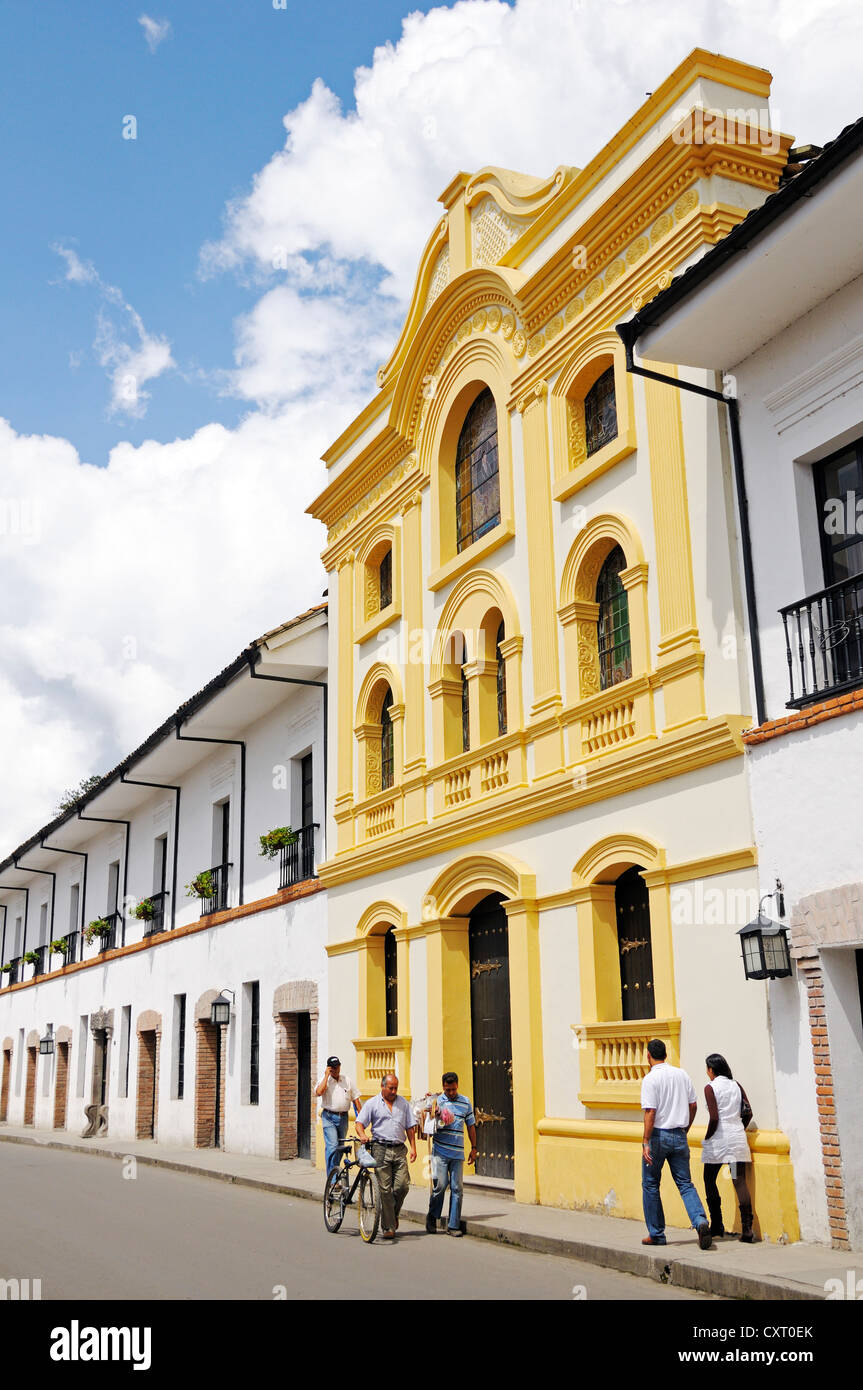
496;621;507;736
379;548;392;609
380;690;394;791
597;546;632;690
455;388;500;552
585;366;618;457
461;667;470;753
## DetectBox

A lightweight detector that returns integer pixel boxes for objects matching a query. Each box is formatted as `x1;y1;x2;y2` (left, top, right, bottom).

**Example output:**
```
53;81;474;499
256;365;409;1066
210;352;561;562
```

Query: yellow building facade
311;50;800;1238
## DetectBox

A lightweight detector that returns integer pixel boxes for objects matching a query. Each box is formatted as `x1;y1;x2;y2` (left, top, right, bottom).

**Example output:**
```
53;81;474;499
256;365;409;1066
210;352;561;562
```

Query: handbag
739;1085;753;1128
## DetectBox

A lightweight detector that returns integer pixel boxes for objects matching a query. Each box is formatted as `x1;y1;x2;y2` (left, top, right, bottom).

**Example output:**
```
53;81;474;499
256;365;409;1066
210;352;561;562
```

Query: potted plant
23;950;39;967
259;827;298;860
133;898;156;922
186;870;217;901
2;962;13;975
82;917;112;946
51;937;69;956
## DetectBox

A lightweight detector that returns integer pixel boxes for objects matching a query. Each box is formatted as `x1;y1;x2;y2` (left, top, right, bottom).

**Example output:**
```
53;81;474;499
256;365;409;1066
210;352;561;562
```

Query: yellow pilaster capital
516;380;549;414
400;490;423;517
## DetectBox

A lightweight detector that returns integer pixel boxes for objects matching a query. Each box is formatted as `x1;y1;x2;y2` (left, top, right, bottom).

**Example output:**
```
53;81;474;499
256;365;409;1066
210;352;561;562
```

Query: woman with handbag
701;1053;756;1242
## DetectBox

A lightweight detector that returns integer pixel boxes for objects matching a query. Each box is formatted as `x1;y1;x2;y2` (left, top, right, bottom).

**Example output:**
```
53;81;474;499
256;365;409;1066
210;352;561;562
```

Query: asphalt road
0;1144;717;1301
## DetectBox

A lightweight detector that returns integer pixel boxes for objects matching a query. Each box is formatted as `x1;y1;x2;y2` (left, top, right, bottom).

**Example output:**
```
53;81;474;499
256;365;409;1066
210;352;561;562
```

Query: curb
0;1132;820;1300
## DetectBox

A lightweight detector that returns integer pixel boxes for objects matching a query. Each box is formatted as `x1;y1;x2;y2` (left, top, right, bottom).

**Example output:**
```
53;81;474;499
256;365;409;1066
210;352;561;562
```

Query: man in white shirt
641;1038;711;1249
316;1056;360;1176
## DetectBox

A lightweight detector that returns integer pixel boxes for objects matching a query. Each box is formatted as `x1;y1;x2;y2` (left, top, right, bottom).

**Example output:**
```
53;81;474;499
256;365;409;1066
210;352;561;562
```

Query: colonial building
0;606;327;1161
311;49;802;1237
623;115;863;1248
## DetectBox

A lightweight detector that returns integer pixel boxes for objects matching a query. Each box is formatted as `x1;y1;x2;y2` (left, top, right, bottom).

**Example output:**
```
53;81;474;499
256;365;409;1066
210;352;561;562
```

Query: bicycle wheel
358;1169;380;1243
323;1168;347;1233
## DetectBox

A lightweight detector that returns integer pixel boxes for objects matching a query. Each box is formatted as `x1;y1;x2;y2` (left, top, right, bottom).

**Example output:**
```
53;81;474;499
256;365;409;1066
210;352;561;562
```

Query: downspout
13;860;56;942
0;886;29;957
175;723;246;907
76;810;131;946
40;843;88;959
616;323;767;729
1;904;6;969
247;650;328;835
120;773;181;930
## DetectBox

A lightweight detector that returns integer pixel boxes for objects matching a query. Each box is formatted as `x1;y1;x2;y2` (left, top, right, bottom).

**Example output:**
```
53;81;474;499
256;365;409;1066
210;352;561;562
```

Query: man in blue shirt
355;1073;417;1239
425;1071;477;1237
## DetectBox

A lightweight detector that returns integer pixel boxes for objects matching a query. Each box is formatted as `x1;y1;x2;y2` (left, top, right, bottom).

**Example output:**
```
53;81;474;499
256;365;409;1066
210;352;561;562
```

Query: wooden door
615;866;655;1021
296;1013;311;1160
469;894;514;1180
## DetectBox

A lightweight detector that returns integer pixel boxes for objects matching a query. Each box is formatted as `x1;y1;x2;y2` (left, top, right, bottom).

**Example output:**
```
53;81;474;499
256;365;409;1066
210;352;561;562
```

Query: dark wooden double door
469;894;514;1180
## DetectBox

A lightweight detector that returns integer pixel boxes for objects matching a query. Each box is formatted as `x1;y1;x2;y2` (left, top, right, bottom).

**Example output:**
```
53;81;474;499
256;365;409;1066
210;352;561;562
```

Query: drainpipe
13;860;56;943
616;324;767;729
1;904;6;970
76;810;131;946
0;886;29;957
40;843;88;961
175;723;245;906
120;773;181;930
247;650;328;839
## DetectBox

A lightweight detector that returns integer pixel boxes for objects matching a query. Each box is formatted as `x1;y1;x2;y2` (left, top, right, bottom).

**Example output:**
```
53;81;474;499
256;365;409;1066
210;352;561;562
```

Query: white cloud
54;245;175;418
138;14;172;53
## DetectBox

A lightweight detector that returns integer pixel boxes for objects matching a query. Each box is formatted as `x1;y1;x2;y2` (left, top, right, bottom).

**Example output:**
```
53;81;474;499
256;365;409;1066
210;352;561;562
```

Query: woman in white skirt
701;1053;756;1242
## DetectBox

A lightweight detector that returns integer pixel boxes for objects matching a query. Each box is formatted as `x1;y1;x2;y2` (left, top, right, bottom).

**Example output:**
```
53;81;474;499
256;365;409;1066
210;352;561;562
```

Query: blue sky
0;0;442;464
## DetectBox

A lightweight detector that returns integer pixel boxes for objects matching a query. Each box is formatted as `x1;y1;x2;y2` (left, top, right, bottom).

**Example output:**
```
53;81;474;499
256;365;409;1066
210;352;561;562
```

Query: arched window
496;620;507;736
378;547;392;610
456;388;500;552
384;926;398;1036
615;866;655;1021
585;366;618;457
597;546;632;690
461;666;470;753
380;690;394;791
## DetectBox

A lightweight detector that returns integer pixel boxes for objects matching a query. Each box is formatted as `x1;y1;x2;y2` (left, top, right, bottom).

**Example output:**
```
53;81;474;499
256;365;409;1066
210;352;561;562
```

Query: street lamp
738;889;792;981
210;989;234;1026
39;1027;54;1055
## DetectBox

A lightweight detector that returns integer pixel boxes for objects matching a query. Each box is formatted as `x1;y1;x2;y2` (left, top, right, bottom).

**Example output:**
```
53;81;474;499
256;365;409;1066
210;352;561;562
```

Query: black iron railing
200;863;231;916
6;958;20;986
279;824;317;890
781;573;863;708
61;932;78;966
92;910;122;951
142;890;169;935
32;945;47;977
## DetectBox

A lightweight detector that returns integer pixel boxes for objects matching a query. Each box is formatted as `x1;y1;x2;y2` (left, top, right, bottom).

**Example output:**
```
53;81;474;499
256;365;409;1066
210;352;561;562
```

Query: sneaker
642;1235;666;1245
425;1215;437;1234
447;1227;463;1237
382;1229;396;1240
697;1222;712;1250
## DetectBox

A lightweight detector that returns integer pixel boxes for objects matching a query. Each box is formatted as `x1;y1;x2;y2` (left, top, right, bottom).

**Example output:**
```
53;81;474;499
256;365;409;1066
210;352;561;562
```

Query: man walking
316;1055;360;1176
641;1038;711;1249
425;1071;477;1237
355;1073;417;1239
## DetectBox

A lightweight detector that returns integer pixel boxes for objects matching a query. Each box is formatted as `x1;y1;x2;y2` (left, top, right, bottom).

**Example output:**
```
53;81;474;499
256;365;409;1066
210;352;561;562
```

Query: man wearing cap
316;1056;361;1176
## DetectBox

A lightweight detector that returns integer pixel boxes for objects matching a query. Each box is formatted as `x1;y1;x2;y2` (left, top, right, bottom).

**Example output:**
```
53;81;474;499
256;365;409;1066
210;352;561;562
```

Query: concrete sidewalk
0;1125;853;1301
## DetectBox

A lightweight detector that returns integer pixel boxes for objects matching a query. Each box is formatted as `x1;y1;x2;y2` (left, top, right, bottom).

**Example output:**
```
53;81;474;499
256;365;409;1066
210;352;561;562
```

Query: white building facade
0;606;328;1162
628;117;863;1248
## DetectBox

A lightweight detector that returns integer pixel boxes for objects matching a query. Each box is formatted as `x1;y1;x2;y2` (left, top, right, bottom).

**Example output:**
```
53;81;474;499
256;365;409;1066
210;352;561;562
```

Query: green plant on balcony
23;950;39;966
82;918;111;945
133;898;156;921
258;826;298;860
1;963;11;974
51;938;69;955
186;870;216;901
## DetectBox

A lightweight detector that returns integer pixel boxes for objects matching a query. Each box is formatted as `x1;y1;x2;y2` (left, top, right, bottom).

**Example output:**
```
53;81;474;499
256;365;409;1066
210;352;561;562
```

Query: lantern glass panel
743;933;763;978
764;932;789;975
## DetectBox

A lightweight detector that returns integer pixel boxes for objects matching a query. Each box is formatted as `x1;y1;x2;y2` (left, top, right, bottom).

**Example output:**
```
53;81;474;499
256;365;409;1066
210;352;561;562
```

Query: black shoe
425;1215;437;1234
697;1221;712;1250
709;1221;726;1238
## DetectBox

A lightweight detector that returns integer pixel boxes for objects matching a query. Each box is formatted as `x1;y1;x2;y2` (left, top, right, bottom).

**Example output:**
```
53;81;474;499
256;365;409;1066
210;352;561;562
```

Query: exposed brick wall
273;1009;318;1160
744;686;863;745
194;1020;225;1149
135;1030;160;1140
800;963;850;1248
53;1042;70;1129
24;1047;37;1126
0;1047;11;1122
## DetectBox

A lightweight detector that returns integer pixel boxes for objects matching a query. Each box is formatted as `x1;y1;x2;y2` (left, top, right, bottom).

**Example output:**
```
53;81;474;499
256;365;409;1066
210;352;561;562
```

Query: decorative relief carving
626;236;649;265
567;401;586;466
584;277;604;305
564;298;584;323
425;244;450;313
631;268;673;312
605;259;625;286
500;313;515;340
487;306;502;332
471;196;529;266
328;460;413;542
366;742;382;797
512;331;526;358
527;333;545;358
650;213;674;243
674;188;699;220
577;621;601;697
472;309;487;332
365;568;379;621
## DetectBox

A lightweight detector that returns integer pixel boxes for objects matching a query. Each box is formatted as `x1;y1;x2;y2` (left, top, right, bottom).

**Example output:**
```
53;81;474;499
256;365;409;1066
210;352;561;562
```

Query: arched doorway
469;893;514;1180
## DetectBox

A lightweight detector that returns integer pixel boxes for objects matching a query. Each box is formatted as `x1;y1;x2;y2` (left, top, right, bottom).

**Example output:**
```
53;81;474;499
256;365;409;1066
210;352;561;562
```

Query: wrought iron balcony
6;957;21;986
62;932;78;966
278;824;317;890
141;890;169;936
781;573;863;708
31;945;47;977
200;863;231;916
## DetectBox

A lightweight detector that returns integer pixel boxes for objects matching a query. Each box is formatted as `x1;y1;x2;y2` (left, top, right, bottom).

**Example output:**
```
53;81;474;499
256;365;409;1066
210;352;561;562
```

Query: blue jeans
428;1154;464;1230
642;1128;707;1241
322;1110;348;1175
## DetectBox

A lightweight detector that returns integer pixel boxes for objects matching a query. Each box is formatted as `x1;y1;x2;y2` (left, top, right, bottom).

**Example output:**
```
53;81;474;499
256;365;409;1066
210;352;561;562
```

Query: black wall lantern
738;886;792;981
210;990;234;1026
39;1027;54;1055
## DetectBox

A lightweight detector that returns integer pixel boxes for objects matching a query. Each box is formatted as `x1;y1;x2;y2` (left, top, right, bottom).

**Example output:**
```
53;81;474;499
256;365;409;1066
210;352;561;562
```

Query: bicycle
323;1137;381;1242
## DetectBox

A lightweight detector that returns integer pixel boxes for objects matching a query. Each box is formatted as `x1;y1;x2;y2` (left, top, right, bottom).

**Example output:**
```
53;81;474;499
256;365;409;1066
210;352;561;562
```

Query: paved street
0;1145;717;1301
